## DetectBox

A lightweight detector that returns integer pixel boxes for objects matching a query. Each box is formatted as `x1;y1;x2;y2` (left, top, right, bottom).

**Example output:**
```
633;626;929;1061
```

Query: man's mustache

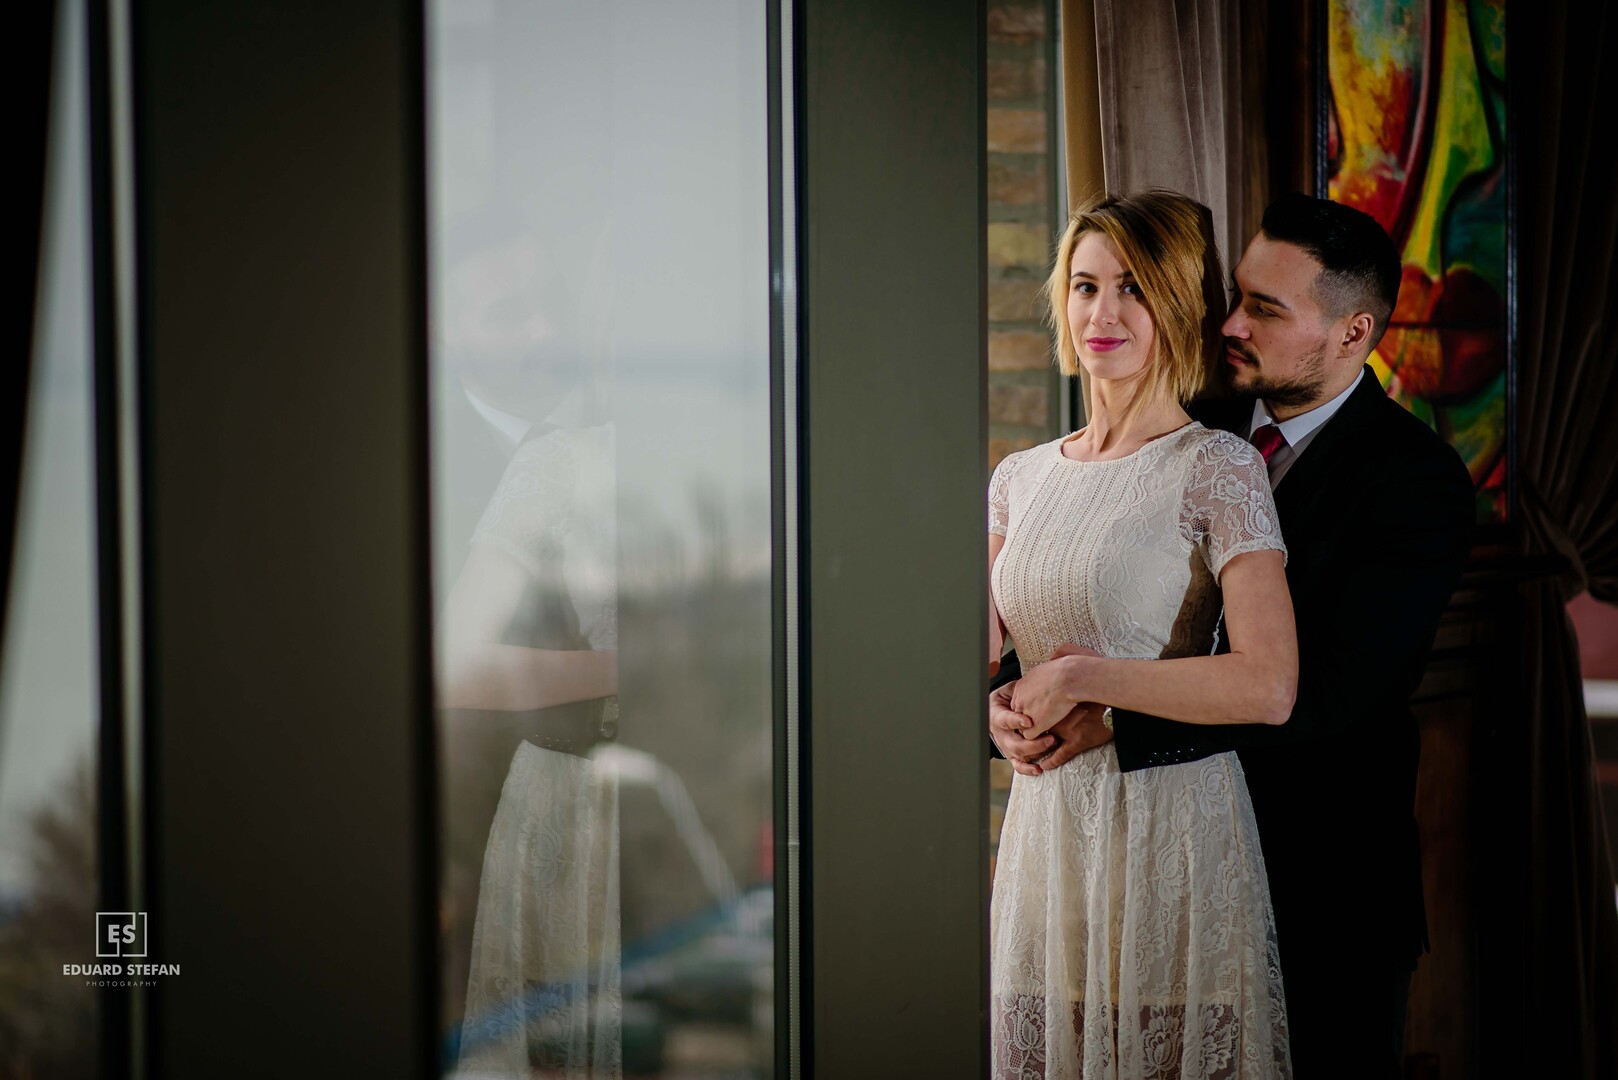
1224;339;1260;364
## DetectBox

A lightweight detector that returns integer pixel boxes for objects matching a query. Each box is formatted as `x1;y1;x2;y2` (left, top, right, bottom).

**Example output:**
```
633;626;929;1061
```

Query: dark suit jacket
996;368;1474;970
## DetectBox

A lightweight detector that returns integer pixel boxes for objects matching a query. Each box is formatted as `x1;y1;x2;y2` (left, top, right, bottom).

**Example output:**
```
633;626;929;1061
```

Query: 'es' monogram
96;912;148;958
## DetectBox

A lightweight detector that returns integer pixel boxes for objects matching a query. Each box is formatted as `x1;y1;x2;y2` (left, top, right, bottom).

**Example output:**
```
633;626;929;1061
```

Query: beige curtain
1062;0;1264;269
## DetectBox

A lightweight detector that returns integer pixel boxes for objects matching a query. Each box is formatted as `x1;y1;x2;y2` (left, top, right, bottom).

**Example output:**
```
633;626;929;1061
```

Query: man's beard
1227;339;1329;410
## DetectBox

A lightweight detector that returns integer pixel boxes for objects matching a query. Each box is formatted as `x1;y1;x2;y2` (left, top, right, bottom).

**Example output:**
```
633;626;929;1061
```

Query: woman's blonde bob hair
1045;190;1222;408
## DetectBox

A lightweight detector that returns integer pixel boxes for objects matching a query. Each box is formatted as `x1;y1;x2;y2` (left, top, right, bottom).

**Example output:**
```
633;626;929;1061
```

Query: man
990;194;1474;1076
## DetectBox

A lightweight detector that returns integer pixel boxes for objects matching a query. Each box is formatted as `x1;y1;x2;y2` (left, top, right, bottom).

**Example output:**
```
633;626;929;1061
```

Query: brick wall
987;0;1063;473
987;0;1066;871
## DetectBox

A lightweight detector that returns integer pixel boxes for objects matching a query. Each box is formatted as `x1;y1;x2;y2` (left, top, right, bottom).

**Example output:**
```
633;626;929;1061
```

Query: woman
988;191;1294;1078
437;228;622;1078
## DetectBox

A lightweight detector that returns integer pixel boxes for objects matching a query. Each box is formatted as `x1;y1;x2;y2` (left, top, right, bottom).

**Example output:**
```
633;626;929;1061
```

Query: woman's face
1067;231;1155;384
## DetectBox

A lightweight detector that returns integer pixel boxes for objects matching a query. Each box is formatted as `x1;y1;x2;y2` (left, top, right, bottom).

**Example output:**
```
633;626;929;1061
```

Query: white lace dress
989;423;1292;1079
456;424;621;1080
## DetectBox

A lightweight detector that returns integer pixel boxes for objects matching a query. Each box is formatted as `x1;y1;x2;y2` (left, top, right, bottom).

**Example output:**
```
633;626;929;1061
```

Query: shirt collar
465;387;532;450
1247;367;1366;444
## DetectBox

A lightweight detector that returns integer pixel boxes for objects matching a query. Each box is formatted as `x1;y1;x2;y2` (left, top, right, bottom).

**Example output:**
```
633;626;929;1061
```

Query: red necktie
1250;423;1286;465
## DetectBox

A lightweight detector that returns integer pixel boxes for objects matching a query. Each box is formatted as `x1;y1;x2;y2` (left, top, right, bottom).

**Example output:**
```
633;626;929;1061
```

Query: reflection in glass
0;1;100;1076
429;3;773;1076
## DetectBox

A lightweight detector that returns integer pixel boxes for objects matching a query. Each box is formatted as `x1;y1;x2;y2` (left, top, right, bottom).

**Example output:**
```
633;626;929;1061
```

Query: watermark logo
67;913;176;984
96;912;148;958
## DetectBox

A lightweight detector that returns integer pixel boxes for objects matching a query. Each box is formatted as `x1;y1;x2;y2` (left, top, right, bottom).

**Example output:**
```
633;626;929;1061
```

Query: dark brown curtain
1514;3;1618;1075
1084;0;1257;263
2;1;59;664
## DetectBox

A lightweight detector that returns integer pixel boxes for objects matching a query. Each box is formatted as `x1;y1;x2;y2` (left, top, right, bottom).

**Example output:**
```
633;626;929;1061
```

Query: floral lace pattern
457;745;621;1079
988;425;1291;1078
472;425;617;651
989;425;1284;667
458;425;621;1078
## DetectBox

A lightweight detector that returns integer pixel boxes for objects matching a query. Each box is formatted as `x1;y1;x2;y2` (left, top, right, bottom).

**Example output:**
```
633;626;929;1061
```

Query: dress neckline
1053;420;1202;464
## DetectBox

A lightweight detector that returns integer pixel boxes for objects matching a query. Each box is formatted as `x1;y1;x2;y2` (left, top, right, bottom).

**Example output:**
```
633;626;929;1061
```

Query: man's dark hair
1260;193;1402;349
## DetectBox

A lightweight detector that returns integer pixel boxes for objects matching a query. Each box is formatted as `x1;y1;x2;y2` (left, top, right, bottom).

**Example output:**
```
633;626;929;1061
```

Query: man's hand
1025;701;1113;774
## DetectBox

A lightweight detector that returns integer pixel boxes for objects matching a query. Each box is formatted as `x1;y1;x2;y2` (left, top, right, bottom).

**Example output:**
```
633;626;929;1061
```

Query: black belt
524;696;619;758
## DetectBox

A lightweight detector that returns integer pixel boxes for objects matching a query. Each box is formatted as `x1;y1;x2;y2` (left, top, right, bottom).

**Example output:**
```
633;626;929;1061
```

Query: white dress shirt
1245;368;1366;487
466;388;533;453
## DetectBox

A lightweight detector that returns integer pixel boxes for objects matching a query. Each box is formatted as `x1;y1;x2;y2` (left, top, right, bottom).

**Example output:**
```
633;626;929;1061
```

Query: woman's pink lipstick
1086;337;1126;352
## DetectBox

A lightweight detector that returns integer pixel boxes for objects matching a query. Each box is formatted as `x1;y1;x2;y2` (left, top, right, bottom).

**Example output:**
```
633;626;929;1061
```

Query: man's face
443;234;581;422
1220;234;1333;411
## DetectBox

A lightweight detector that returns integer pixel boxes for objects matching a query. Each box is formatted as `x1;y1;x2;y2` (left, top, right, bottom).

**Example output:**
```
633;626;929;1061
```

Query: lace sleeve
470;428;619;651
988;449;1023;536
1181;431;1286;580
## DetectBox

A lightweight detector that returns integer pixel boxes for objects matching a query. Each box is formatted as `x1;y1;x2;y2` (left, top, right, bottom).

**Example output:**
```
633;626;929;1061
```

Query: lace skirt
457;742;621;1079
990;745;1291;1079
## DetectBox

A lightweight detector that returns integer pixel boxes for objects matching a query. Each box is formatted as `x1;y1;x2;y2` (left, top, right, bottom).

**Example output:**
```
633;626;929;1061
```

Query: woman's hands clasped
990;644;1114;776
1011;642;1107;737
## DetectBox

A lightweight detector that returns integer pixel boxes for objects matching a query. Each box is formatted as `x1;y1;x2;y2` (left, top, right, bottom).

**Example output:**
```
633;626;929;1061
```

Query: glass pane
427;3;775;1076
0;0;101;1075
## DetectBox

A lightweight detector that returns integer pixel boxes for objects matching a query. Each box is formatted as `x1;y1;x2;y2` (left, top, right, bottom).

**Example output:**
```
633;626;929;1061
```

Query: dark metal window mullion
85;0;135;1075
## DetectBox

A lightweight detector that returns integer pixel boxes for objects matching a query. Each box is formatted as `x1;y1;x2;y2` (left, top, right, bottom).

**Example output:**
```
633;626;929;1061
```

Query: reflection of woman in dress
437;229;621;1079
988;192;1295;1078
